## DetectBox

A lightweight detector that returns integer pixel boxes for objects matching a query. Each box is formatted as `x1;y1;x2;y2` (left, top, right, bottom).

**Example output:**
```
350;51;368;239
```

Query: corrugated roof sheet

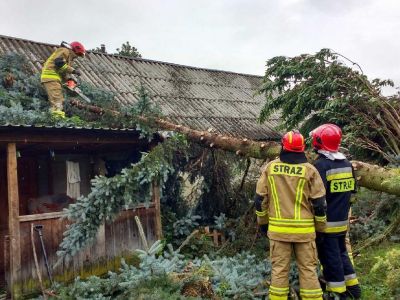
0;35;281;140
0;123;136;131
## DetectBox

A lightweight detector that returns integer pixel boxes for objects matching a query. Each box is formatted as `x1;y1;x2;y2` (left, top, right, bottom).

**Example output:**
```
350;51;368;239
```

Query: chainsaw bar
65;85;92;103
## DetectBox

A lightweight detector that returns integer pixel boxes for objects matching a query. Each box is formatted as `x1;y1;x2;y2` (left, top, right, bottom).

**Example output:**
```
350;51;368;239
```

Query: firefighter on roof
310;124;361;300
41;41;86;118
255;130;327;300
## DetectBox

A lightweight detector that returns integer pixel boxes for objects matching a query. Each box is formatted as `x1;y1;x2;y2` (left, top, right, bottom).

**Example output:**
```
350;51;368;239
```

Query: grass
355;241;400;299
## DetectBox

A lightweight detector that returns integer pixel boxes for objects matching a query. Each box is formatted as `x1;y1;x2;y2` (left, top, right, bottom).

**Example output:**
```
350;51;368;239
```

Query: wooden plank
19;221;37;293
19;211;65;222
18;204;154;223
130;211;140;250
152;182;163;239
95;225;106;259
7;143;21;298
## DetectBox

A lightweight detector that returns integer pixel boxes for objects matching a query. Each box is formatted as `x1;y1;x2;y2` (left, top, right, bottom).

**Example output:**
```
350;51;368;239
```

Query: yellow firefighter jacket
256;158;326;242
41;47;77;83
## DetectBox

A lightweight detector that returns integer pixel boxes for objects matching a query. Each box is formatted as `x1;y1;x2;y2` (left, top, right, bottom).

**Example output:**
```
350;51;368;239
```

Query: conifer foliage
259;49;400;163
51;240;273;300
57;135;186;261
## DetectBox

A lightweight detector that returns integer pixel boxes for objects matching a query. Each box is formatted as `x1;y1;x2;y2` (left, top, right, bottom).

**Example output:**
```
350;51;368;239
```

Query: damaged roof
0;35;281;140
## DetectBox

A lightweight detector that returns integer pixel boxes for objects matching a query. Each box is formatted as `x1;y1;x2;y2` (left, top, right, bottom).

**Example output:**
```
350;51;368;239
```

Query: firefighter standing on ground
41;41;86;117
310;124;361;300
255;130;327;300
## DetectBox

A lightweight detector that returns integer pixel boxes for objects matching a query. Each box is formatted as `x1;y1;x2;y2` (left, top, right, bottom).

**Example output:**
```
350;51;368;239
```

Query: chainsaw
65;78;91;103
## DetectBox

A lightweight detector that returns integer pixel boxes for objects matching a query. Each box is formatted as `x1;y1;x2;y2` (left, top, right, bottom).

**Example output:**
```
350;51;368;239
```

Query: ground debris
171;272;216;299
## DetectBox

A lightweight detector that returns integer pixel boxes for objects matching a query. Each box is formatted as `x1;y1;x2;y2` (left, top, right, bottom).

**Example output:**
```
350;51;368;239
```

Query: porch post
152;181;162;239
7;143;21;298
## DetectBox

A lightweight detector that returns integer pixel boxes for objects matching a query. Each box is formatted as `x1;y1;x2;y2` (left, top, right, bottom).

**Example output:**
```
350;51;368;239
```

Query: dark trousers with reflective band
316;234;359;294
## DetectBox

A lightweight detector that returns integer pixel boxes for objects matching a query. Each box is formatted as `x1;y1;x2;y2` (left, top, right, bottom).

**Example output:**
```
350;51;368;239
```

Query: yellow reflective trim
270;292;288;296
255;210;268;217
41;69;61;81
269;224;315;234
345;278;359;286
42;70;59;75
300;288;323;294
41;50;62;81
268;176;281;218
326;286;346;293
330;178;355;193
41;74;61;81
270;163;306;177
270;217;314;223
300;287;323;299
269;295;288;300
270;286;290;292
269;219;314;225
348;252;354;266
314;216;327;222
301;297;322;300
42;51;58;70
295;178;305;219
60;63;68;71
327;172;353;181
325;225;348;233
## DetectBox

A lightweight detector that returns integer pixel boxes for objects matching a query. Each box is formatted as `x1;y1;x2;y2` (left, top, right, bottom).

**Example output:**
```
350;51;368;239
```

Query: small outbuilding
0;125;161;298
0;35;280;298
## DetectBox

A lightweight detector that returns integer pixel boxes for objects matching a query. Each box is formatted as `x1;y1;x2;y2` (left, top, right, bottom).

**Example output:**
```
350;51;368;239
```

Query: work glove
72;69;82;76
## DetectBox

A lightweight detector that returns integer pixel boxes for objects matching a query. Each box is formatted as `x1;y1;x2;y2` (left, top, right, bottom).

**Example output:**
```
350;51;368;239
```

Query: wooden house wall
0;131;162;298
16;205;157;295
0;147;160;297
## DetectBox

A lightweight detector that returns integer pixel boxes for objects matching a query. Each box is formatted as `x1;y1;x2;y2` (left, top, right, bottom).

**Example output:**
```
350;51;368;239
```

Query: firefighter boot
51;110;66;119
345;284;361;299
326;292;348;300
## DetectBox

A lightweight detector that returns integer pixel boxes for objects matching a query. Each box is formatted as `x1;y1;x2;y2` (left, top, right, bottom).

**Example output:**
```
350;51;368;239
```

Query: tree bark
69;99;400;196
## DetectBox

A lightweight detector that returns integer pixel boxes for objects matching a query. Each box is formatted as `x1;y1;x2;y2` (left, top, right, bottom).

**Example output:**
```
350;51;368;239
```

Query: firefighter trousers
269;239;323;300
42;81;64;111
316;234;361;298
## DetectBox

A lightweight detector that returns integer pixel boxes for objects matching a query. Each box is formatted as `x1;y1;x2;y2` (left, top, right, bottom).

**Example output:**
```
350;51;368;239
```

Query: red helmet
310;124;342;152
70;41;86;56
282;130;305;152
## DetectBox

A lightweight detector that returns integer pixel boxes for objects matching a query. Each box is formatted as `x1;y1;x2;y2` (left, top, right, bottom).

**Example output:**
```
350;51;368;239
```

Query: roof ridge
0;34;263;79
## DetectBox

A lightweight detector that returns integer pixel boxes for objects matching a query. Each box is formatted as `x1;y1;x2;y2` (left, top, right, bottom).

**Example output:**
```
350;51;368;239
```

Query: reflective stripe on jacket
256;158;326;242
41;47;76;83
314;156;356;235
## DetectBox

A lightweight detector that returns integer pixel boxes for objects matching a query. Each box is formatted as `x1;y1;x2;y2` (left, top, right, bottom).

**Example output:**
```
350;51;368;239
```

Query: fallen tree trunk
70;99;281;158
70;99;400;196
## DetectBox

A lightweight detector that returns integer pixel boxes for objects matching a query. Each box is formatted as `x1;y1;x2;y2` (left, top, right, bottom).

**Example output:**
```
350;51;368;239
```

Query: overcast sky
1;0;400;89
